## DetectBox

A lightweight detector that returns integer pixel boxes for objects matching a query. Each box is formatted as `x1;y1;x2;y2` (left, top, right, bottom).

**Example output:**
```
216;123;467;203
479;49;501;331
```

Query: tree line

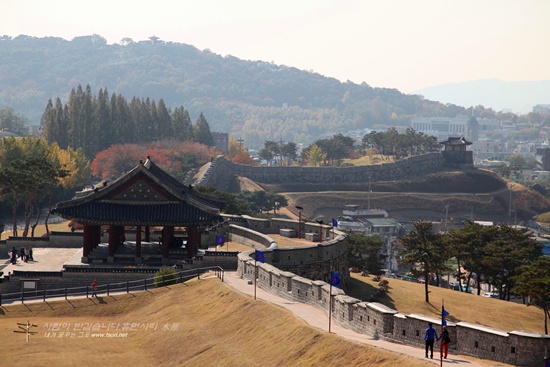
397;220;549;333
253;129;441;167
362;127;440;159
40;84;215;159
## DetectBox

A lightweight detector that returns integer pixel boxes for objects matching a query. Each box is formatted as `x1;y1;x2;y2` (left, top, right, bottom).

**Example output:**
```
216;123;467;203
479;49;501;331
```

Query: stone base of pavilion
77;241;200;267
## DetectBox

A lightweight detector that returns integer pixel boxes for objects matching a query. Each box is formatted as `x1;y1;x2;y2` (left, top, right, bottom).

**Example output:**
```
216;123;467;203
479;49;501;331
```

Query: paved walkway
223;271;486;367
2;248;82;274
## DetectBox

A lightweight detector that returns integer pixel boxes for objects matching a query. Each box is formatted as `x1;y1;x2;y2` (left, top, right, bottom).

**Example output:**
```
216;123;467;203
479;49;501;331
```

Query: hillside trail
223;271;493;367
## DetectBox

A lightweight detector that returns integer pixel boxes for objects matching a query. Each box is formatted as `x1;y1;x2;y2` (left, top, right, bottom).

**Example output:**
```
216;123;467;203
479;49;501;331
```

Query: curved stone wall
196;153;446;190
232;223;349;286
230;218;549;367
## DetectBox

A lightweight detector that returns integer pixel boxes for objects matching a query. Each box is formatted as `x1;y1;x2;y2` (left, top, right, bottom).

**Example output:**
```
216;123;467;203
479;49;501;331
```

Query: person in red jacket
440;326;451;359
91;279;98;297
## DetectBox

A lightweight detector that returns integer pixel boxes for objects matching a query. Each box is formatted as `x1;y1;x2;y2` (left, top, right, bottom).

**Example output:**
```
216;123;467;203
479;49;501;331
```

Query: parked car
461;284;473;293
449;281;460;291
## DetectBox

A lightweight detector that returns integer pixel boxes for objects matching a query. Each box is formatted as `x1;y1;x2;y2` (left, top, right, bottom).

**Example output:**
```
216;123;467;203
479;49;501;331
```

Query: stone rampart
232;219;549;366
197;153;446;190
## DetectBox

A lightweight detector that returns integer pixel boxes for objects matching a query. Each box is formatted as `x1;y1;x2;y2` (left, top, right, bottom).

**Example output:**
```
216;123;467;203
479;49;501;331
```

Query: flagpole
440;298;444;367
254;251;258;300
328;281;333;333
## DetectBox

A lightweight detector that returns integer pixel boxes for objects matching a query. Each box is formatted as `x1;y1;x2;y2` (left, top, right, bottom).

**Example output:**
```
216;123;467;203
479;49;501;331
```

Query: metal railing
0;266;224;306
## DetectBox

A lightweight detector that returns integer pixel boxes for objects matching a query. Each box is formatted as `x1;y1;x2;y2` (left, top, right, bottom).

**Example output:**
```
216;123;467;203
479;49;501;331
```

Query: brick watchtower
440;136;474;167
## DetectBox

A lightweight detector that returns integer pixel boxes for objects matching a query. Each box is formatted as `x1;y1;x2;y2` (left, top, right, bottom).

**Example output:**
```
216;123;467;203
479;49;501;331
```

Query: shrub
154;266;178;287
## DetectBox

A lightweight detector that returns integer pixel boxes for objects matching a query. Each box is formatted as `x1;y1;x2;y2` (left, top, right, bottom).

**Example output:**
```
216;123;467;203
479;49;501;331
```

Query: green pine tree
193;112;214;146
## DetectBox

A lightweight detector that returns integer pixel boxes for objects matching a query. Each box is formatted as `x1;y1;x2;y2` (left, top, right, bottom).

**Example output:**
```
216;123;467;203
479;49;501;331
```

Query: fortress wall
196;153;446;189
232;218;549;366
229;224;276;249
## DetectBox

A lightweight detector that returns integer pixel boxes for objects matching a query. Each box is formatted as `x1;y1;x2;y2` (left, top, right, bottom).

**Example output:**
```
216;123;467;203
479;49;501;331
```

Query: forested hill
0;35;466;148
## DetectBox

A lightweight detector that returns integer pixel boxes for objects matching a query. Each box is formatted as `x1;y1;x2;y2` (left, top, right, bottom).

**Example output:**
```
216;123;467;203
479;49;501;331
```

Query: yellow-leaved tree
306;144;326;167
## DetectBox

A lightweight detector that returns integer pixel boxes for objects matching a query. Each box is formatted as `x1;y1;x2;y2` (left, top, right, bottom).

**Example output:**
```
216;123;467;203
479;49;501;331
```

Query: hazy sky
5;0;550;93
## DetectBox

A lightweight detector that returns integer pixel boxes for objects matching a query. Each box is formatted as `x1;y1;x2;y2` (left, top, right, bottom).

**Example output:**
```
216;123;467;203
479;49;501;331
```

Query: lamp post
295;206;303;239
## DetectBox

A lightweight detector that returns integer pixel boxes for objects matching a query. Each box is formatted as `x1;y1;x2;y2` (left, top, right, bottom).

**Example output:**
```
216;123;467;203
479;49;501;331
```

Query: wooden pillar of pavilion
83;225;94;257
144;226;150;242
161;226;174;259
135;225;142;259
187;226;200;257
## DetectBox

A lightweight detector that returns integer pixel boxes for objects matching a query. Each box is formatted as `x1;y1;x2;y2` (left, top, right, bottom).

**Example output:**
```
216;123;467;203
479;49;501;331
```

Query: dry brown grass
342;154;395;166
2;220;74;239
0;278;432;367
218;238;544;334
7;221;543;335
348;273;545;334
216;235;318;253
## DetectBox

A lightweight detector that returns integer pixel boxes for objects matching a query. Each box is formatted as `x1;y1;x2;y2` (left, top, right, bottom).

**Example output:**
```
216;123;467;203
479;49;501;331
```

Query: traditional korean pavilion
52;158;224;264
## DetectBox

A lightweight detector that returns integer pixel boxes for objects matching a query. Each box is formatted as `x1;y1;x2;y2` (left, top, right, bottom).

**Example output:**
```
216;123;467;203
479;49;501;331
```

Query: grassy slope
0;279;432;367
217;240;545;334
348;273;545;334
14;221;544;334
261;169;550;222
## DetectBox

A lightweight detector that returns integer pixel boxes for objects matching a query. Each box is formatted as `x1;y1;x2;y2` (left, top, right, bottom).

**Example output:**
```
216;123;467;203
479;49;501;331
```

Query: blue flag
255;250;265;263
331;218;338;227
215;235;225;245
330;272;341;287
442;306;450;326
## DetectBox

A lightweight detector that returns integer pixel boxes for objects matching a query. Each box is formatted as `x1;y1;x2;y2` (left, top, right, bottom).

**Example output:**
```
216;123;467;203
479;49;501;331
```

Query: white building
470;139;509;162
410;115;470;141
477;118;502;138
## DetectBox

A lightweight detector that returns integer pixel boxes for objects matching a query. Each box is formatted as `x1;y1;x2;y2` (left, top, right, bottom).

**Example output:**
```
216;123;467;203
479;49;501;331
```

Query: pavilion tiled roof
439;136;472;146
52;158;224;226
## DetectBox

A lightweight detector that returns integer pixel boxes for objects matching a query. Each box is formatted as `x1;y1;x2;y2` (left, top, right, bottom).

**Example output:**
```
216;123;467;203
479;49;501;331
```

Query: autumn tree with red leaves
91;140;218;181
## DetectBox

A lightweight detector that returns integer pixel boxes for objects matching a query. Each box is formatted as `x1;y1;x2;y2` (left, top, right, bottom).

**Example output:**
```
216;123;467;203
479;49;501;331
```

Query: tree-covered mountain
0;34;466;148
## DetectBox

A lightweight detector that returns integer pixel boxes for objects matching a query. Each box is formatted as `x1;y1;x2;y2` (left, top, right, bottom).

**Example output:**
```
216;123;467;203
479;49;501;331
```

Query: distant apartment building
514;142;537;158
535;147;550;171
533;104;550;115
411;115;477;141
470;139;509;161
476;118;501;138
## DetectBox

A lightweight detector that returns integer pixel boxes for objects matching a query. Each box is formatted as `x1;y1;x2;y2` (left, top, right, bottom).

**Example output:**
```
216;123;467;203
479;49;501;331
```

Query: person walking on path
91;279;98;297
28;246;33;261
20;247;26;262
424;322;439;359
440;326;451;359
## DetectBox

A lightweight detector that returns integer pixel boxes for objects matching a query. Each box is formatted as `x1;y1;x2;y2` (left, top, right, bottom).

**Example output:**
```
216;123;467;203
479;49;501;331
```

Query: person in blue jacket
424;322;439;359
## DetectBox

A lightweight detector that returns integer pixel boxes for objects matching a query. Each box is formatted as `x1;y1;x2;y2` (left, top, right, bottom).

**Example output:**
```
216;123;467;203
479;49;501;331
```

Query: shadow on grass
65;300;77;308
346;277;397;310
